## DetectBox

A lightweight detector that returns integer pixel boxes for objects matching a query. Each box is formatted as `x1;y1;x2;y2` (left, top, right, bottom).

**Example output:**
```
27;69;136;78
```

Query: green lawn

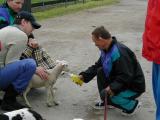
34;0;119;20
0;0;119;20
0;0;53;4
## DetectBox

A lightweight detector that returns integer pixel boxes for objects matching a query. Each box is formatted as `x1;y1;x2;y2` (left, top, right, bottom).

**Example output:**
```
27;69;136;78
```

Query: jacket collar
103;36;117;52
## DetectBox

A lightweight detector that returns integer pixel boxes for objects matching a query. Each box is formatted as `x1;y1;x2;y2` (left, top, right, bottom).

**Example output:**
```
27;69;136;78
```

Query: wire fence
32;0;86;7
23;0;86;12
0;0;86;12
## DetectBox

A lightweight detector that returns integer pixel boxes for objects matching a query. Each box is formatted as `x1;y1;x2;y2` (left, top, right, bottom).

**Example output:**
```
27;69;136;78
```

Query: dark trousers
97;67;141;112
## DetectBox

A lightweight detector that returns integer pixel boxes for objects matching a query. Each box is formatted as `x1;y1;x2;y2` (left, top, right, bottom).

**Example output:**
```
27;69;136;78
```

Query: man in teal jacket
0;0;24;29
79;26;145;115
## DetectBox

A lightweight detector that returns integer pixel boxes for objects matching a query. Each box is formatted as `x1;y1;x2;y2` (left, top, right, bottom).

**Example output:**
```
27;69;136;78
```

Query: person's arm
41;48;55;69
0;19;8;29
19;45;34;60
79;58;102;83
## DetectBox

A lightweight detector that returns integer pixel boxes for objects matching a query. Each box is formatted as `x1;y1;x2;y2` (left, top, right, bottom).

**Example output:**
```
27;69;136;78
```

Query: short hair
14;18;22;25
92;26;111;40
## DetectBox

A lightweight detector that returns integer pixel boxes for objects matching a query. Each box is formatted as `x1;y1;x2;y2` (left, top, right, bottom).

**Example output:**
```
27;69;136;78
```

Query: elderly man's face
7;0;24;13
92;35;111;50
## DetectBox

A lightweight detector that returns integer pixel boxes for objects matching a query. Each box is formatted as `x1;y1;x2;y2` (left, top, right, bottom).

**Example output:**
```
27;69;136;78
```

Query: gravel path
1;0;155;120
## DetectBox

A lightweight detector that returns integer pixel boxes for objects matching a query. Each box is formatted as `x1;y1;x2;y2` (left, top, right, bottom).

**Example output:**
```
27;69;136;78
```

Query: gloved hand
70;74;84;86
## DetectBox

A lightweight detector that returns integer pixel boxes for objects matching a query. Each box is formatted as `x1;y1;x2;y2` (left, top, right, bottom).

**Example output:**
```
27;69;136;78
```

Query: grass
0;0;119;20
33;0;119;20
0;0;53;4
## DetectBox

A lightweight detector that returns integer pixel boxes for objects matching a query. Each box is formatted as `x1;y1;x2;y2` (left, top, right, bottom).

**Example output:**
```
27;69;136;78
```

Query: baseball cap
16;11;41;29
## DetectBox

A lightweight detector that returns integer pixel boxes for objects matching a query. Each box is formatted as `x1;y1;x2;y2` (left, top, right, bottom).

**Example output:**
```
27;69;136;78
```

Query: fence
22;0;86;12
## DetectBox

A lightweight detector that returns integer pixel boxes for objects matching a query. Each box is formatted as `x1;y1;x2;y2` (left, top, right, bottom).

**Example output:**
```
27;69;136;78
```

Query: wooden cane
104;95;108;120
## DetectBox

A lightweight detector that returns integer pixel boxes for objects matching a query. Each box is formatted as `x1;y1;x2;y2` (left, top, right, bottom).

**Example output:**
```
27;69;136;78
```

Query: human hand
28;38;39;48
36;66;49;80
105;86;114;96
100;86;114;100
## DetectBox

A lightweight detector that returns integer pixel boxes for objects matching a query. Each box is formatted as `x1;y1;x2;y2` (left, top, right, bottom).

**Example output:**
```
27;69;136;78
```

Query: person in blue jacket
79;26;145;115
0;0;24;29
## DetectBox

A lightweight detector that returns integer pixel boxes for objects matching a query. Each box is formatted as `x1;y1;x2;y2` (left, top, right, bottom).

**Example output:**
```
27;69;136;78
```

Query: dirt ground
0;0;156;120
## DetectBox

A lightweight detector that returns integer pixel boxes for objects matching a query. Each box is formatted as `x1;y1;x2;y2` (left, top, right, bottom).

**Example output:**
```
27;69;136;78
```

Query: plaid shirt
20;45;55;69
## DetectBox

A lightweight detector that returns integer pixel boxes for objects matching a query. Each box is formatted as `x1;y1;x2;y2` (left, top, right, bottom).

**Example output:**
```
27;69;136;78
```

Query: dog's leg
46;83;53;107
23;86;32;108
51;86;59;106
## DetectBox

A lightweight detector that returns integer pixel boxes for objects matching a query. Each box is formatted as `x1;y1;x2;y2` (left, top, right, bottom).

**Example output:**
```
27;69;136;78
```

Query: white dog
23;60;69;108
0;108;44;120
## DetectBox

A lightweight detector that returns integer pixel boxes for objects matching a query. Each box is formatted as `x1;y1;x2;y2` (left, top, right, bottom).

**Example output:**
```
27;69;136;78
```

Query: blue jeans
0;59;36;93
152;63;160;120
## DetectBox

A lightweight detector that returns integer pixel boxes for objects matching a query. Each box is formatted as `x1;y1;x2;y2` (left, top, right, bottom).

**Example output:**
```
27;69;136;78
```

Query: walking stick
104;95;108;120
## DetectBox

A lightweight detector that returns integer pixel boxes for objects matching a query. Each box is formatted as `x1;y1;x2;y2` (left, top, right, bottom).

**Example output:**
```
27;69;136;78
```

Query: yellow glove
70;74;84;86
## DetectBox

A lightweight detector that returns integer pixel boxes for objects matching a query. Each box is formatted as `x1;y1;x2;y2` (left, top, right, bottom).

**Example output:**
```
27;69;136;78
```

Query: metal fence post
22;0;31;12
65;0;68;8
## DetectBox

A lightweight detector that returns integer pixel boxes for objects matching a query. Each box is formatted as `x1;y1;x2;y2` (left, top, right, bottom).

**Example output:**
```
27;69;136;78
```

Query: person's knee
22;59;36;71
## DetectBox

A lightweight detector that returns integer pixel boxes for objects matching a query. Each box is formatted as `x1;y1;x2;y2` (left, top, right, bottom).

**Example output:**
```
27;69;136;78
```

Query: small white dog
23;60;69;108
0;108;44;120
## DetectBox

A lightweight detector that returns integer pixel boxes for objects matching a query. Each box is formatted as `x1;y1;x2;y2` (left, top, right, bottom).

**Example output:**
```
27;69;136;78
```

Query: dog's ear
28;109;44;120
62;60;68;65
0;114;9;120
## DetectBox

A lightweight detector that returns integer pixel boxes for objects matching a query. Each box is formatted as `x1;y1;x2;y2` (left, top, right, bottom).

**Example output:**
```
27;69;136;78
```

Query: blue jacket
0;3;16;29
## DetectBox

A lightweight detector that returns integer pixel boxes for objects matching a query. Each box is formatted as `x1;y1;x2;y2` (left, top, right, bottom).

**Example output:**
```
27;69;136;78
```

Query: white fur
23;60;69;108
0;108;43;120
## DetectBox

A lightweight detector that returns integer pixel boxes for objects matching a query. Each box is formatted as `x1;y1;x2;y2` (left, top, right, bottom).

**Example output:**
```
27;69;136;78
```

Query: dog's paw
54;101;60;106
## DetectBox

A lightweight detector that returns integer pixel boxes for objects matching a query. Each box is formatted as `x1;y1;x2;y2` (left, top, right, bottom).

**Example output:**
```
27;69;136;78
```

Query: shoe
121;101;142;116
1;85;26;111
1;100;26;111
93;101;115;110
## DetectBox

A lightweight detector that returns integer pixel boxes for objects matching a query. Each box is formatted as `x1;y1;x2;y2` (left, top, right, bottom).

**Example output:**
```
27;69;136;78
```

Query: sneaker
108;105;115;109
121;101;142;116
93;101;115;110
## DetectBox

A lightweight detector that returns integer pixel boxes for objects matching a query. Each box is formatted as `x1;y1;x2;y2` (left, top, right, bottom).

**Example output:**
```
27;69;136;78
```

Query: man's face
22;19;34;35
92;35;110;50
7;0;24;13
